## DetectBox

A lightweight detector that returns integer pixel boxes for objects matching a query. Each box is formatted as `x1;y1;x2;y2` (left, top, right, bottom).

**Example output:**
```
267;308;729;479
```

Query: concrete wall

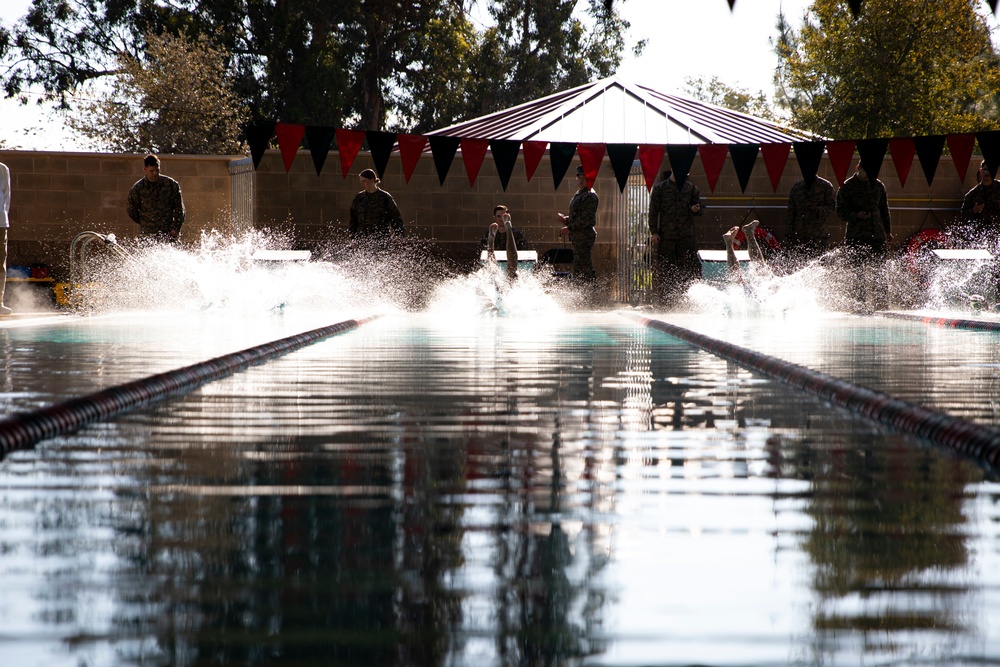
0;146;980;281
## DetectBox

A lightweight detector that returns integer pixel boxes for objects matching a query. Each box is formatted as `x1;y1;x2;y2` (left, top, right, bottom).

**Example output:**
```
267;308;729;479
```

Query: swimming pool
0;302;998;666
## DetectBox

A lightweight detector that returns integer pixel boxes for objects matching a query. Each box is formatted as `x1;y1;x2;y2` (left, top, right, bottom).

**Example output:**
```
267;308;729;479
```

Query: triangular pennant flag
761;143;790;192
990;0;998;13
522;141;547;181
856;137;889;182
607;143;638;193
245;121;275;170
848;0;863;17
428;135;460;186
888;138;915;187
728;143;759;193
275;122;305;173
727;0;736;8
490;139;521;192
577;143;606;189
397;133;426;184
637;144;666;191
666;144;699;187
825;140;857;186
976;130;1000;180
913;135;945;186
461;138;490;187
550;142;577;189
304;126;335;176
366;131;397;179
792;141;825;183
698;144;728;193
947;133;976;182
334;128;365;178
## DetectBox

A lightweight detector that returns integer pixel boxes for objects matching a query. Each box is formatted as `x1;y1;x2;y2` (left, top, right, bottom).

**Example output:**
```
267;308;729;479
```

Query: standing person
836;163;892;311
784;174;835;261
647;169;702;302
557;165;598;283
960;161;1000;245
0;160;10;315
126;154;186;243
481;205;527;280
349;168;405;249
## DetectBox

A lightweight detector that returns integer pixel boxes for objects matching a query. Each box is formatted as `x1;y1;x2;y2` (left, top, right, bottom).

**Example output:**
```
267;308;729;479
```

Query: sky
0;0;995;151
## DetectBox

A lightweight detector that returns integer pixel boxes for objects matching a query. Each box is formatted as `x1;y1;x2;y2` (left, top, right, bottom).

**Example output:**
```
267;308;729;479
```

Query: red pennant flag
522;141;547;181
826;140;856;186
888;138;915;187
461;138;490;186
698;144;728;192
397;134;427;183
275;122;305;173
336;129;366;178
577;143;606;189
761;143;790;192
637;144;666;192
947;133;976;182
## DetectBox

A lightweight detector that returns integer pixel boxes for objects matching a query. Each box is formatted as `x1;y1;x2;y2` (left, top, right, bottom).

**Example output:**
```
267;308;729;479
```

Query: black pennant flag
366;131;397;179
990;0;999;13
856;138;889;182
729;143;760;193
245;121;276;170
428;136;460;185
607;144;638;193
976;130;1000;179
848;0;863;18
490;139;521;192
913;135;945;186
665;144;698;188
304;126;335;176
793;141;826;183
550;142;577;189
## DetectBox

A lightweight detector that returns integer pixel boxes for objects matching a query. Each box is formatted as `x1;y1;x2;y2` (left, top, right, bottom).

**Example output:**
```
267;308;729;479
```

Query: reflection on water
0;314;999;665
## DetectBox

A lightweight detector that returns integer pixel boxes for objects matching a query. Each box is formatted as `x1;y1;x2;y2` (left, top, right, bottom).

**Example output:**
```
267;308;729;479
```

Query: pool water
0;309;998;666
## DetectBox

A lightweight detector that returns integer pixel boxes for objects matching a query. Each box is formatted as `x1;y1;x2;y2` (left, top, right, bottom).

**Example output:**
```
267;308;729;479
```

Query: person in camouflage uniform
126;154;185;243
784;175;835;259
960;161;1000;244
836;163;892;312
349;168;405;249
557;166;598;283
647;170;702;302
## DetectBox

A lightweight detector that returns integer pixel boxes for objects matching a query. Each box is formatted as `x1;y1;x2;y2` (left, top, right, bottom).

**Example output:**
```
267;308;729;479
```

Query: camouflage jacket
836;174;890;243
961;180;1000;226
567;188;598;240
648;178;702;239
126;175;185;236
349;188;405;238
785;177;834;245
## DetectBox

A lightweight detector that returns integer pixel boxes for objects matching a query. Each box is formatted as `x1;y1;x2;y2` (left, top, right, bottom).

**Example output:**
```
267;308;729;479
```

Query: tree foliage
64;32;248;154
683;75;777;122
0;0;641;147
773;0;1000;139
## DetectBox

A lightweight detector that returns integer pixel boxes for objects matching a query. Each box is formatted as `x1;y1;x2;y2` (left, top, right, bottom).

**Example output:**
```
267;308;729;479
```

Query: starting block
480;250;538;274
698;249;748;281
930;249;993;261
251;250;312;262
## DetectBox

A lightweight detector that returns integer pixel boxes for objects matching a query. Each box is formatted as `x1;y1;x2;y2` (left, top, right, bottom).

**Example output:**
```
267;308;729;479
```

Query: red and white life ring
904;228;947;275
732;225;781;252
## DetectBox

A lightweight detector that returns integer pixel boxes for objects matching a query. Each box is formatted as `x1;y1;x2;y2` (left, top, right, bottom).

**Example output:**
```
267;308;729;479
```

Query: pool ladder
65;231;132;308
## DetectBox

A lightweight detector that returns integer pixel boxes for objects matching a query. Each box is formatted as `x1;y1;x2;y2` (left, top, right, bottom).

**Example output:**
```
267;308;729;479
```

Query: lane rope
621;311;1000;471
0;315;383;456
877;310;1000;333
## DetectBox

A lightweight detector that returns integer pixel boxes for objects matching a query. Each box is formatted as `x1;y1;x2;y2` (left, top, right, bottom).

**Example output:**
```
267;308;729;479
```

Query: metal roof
427;76;819;145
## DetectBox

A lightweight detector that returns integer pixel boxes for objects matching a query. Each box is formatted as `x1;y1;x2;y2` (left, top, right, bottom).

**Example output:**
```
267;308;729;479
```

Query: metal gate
229;157;255;236
614;164;653;305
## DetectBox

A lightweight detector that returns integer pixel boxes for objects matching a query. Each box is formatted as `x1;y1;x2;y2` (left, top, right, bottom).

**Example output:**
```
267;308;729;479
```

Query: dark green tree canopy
0;0;641;146
773;0;1000;139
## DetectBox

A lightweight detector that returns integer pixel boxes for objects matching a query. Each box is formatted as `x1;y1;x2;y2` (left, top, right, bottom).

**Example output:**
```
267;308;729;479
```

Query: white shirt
0;162;9;228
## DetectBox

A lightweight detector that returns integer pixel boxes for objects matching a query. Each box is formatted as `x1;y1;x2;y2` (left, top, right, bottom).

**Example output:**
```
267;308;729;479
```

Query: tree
64;32;248;154
683;76;777;122
773;0;1000;139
